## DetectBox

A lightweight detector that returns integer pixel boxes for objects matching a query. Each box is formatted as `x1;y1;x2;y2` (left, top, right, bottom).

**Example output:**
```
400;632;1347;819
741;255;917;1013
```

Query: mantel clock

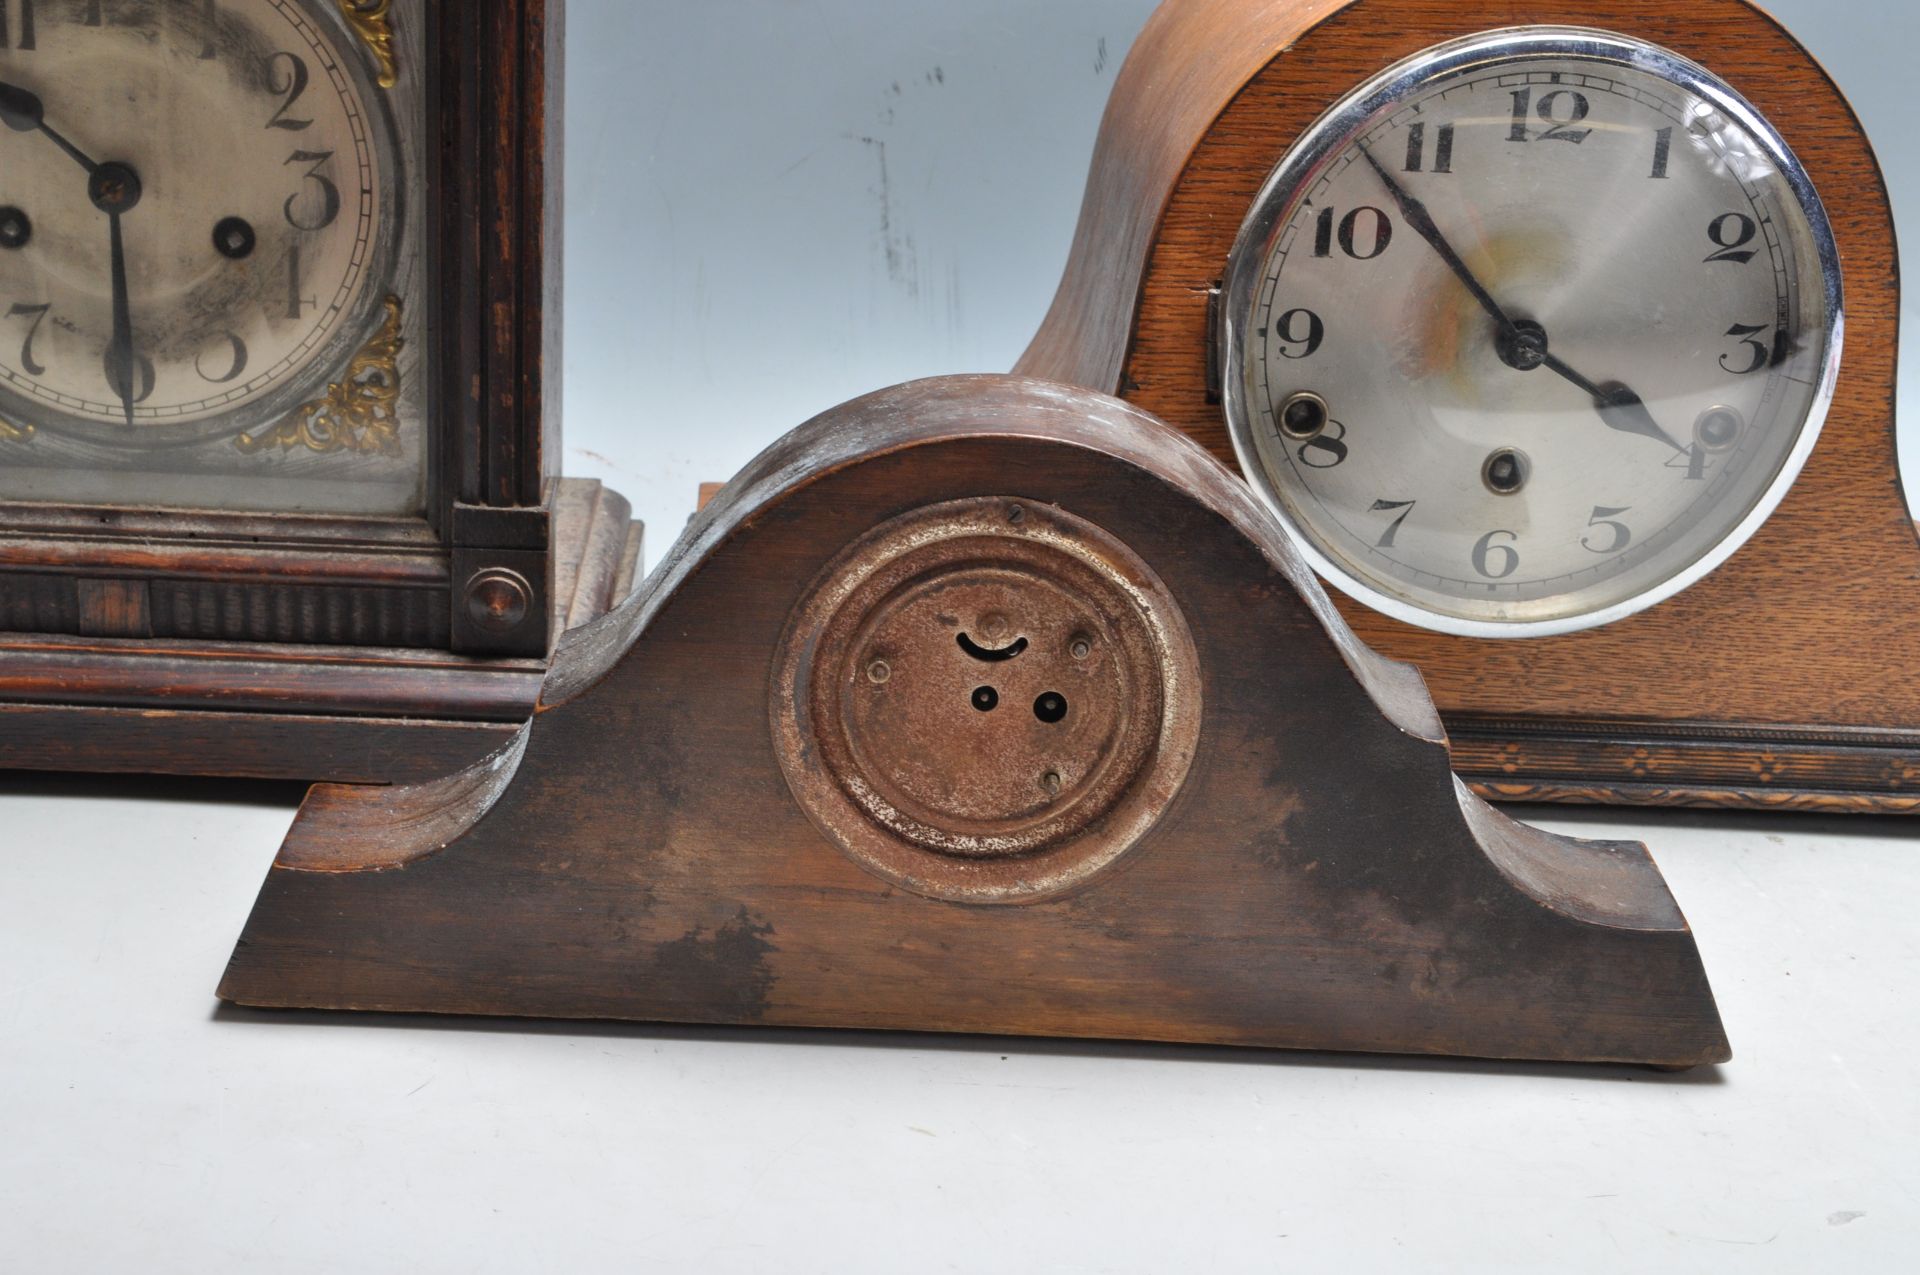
1021;0;1909;813
0;0;639;783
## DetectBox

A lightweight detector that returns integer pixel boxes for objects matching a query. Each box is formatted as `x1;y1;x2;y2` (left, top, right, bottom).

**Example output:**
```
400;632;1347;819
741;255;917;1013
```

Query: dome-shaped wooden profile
221;375;1728;1068
1019;0;1907;814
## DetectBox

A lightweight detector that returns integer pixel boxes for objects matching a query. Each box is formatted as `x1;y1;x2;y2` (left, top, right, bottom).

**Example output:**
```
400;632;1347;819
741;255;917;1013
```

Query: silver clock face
0;0;400;441
1222;27;1842;638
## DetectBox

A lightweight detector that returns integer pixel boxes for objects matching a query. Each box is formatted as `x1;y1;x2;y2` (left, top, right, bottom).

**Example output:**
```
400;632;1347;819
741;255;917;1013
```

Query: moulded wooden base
220;376;1729;1068
0;479;642;785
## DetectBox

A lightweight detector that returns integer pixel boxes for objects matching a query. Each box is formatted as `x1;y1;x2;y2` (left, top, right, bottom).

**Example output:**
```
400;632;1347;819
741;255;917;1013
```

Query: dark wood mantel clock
1020;0;1910;813
0;0;639;783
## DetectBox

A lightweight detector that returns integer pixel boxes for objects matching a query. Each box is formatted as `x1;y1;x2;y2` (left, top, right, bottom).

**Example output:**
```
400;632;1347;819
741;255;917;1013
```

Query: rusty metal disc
772;498;1201;903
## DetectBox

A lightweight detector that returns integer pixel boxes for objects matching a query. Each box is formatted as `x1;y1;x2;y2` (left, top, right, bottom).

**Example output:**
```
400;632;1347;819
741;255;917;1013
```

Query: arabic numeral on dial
266;52;313;130
7;301;50;376
1371;500;1416;549
283;150;340;231
1650;126;1673;179
1667;444;1710;482
1508;87;1592;144
1273;307;1324;359
195;332;249;384
1705;213;1759;265
1403;122;1454;174
1298;420;1349;469
1720;322;1778;375
1582;506;1633;554
285;244;317;319
2;0;38;51
1472;530;1520;580
102;345;156;405
1314;206;1393;260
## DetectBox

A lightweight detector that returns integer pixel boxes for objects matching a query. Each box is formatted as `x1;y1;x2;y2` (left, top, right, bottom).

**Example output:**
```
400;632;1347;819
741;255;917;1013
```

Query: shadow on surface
0;770;309;811
1512;802;1920;846
210;1002;1725;1086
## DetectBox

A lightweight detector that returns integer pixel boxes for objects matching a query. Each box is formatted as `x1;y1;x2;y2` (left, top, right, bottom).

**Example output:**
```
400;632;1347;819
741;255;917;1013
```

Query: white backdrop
5;8;1919;1269
562;0;1917;569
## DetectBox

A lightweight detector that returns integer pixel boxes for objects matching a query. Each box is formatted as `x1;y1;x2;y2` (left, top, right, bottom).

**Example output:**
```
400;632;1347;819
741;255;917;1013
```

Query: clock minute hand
1358;143;1518;337
105;210;137;428
0;79;101;174
1359;143;1687;455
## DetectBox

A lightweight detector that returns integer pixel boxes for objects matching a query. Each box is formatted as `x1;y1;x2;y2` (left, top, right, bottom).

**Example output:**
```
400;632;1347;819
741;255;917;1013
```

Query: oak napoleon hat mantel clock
0;0;640;783
1020;0;1909;813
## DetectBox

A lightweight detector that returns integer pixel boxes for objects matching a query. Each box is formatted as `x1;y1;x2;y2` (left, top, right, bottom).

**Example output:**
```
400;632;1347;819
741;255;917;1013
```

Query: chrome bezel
1220;26;1845;639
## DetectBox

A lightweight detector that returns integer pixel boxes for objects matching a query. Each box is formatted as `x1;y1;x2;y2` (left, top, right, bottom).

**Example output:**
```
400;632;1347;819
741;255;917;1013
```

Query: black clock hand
0;78;101;174
105;210;136;427
86;163;146;428
1358;143;1687;455
1536;352;1687;454
1358;143;1518;336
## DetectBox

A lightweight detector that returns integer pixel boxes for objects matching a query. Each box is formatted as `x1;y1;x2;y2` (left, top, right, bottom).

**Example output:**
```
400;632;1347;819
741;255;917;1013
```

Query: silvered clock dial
0;0;422;515
1222;27;1842;637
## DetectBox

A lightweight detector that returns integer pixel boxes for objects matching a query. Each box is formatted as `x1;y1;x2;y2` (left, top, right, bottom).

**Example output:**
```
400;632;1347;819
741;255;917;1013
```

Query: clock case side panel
0;0;568;659
1021;0;1915;814
432;0;568;658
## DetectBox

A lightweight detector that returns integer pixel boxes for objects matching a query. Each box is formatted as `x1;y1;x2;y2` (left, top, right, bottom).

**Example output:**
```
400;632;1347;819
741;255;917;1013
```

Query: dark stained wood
432;0;564;516
0;0;615;778
0;480;640;784
0;705;520;786
0;0;571;660
221;375;1729;1068
1018;0;1910;813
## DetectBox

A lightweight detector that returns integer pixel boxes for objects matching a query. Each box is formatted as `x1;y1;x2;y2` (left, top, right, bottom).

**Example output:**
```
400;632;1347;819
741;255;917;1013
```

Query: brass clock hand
0;78;102;174
1359;144;1687;455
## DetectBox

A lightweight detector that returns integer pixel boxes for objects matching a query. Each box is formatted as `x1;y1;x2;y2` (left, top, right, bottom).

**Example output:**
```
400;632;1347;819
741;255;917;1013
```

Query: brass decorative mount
235;296;405;458
340;0;399;90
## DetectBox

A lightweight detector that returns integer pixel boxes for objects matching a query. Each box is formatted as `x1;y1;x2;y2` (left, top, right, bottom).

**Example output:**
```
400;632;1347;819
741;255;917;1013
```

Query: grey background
563;0;1914;567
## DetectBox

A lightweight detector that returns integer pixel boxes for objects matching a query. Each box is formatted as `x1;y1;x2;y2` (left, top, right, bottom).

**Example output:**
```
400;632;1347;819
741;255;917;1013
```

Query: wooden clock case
0;0;642;784
1018;0;1909;813
220;375;1729;1069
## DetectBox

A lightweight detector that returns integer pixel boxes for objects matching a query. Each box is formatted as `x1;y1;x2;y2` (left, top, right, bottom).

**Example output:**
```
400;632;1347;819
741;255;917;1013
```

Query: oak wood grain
1019;0;1908;809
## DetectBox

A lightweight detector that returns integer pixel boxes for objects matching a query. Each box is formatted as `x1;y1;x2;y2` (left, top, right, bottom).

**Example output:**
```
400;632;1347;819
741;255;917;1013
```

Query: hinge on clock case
1205;279;1224;405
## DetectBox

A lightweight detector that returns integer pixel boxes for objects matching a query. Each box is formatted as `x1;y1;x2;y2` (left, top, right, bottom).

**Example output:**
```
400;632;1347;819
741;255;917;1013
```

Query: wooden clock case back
1019;0;1908;813
221;375;1729;1068
0;0;641;785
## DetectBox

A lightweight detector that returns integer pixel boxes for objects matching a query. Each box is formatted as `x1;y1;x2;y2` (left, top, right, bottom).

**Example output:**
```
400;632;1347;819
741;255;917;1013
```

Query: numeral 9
1273;308;1324;360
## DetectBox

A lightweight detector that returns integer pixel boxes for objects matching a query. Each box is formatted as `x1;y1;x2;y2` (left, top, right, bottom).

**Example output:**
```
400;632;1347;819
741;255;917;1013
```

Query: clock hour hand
1535;350;1689;455
0;78;101;174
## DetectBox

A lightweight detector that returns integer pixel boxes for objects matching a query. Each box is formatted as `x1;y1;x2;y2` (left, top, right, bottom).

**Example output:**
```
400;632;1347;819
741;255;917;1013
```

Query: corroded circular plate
771;498;1202;904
